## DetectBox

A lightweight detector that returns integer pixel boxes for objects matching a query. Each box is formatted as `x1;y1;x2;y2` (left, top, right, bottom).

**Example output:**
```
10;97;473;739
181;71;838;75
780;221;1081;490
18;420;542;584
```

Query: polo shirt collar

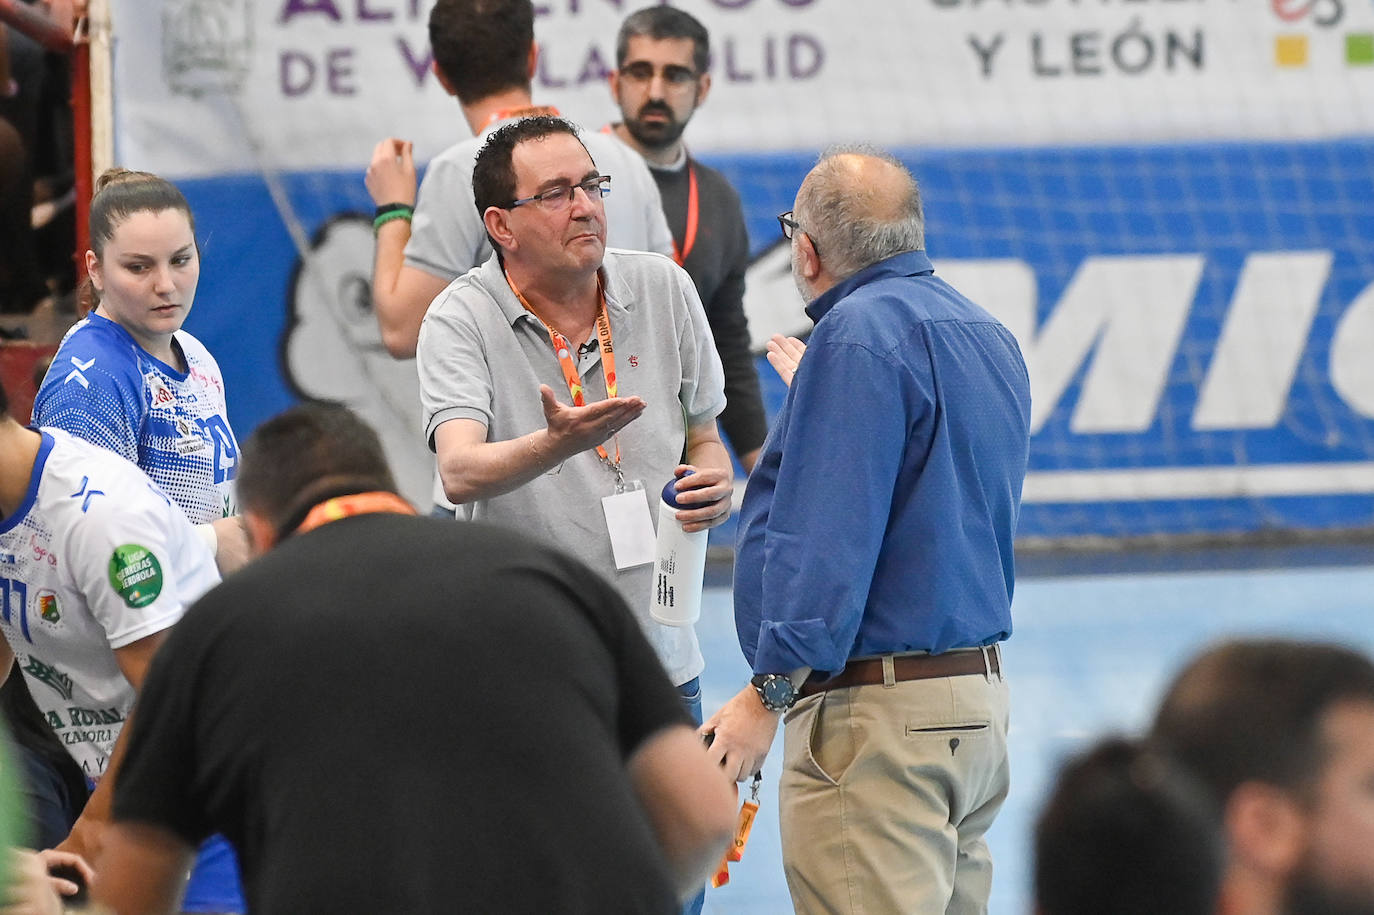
482;252;634;331
804;249;934;323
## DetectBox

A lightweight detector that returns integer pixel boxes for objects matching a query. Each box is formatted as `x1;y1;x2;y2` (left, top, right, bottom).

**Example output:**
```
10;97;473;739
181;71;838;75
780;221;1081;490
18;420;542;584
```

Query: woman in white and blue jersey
31;168;247;914
33;169;249;571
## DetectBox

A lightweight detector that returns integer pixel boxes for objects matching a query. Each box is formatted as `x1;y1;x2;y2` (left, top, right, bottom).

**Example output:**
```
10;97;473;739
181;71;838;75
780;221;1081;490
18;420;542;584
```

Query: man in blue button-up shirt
703;147;1031;914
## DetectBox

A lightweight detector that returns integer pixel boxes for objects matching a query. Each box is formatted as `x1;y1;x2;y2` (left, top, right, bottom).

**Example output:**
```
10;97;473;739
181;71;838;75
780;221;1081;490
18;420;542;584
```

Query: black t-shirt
114;514;689;914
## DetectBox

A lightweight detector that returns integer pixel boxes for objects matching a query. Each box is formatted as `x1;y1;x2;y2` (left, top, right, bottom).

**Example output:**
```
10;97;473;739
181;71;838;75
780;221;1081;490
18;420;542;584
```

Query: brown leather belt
799;648;1000;698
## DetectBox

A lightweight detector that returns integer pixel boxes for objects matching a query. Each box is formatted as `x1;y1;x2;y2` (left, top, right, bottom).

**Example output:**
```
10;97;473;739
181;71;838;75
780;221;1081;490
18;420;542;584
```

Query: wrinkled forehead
511;132;597;192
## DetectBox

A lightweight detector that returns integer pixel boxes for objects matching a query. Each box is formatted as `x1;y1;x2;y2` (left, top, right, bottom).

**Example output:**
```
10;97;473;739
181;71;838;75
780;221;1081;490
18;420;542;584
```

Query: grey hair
795;145;924;281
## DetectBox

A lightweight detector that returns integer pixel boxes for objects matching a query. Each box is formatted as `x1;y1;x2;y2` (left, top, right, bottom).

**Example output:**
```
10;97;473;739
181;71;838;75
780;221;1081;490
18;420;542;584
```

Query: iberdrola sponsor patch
108;544;163;608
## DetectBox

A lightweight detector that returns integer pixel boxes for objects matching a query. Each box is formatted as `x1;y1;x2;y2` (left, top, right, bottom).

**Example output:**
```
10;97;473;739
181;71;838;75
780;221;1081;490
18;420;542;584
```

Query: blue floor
695;550;1374;914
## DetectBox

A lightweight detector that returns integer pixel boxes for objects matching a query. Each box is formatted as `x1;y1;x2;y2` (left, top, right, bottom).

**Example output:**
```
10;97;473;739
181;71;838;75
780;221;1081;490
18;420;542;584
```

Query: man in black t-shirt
608;6;766;472
92;404;735;915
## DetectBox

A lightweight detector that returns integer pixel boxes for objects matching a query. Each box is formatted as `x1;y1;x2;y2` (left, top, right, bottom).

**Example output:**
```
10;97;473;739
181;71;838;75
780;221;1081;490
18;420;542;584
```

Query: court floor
694;546;1374;914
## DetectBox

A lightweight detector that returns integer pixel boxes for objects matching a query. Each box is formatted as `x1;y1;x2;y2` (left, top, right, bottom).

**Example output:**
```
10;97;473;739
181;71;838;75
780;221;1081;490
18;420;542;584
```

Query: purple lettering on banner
396;36;433;86
279;0;342;24
778;0;816;6
724;37;755;81
327;48;356;94
532;2;552;15
569;0;626;12
357;0;394;21
709;0;753;9
537;52;568;88
280;50;317;96
788;33;822;79
577;44;613;85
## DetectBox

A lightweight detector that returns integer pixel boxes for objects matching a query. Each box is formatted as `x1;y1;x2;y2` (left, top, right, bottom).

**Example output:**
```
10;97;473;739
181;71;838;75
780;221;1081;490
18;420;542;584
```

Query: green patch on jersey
108;544;164;608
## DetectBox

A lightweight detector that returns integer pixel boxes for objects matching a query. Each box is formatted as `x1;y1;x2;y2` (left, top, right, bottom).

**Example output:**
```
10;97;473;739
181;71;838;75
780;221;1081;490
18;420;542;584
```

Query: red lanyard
480;105;560;132
504;270;621;469
296;492;417;535
672;161;699;268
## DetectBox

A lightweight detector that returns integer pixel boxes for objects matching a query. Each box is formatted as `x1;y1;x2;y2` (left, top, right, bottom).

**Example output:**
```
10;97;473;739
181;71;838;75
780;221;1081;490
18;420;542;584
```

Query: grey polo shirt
416;249;726;686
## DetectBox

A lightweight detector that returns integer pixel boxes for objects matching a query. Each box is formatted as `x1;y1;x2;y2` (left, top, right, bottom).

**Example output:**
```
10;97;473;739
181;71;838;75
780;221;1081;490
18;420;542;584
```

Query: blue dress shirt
734;250;1032;677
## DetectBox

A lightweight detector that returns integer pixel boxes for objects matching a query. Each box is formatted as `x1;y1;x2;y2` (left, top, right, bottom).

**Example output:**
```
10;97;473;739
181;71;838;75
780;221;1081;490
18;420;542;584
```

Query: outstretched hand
766;334;807;387
540;385;647;457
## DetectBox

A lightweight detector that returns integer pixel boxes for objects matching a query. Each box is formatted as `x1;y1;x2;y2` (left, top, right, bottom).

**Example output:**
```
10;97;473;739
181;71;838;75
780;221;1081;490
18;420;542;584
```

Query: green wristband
373;208;413;233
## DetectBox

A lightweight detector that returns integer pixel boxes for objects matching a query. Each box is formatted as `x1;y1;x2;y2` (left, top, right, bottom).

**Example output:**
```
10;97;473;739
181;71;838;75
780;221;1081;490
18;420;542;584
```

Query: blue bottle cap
661;470;695;508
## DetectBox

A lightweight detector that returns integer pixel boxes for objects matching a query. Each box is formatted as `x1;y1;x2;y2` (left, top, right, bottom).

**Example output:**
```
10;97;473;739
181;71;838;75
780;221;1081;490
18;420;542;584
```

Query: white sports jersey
33;313;239;524
0;429;220;779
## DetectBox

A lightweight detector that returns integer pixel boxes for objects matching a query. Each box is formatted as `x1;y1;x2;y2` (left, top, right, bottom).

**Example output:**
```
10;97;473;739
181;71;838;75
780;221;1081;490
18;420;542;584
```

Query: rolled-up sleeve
740;338;909;677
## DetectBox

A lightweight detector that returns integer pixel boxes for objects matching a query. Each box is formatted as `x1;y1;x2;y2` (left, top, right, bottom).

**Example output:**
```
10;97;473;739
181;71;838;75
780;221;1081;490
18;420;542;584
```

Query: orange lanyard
480;105;560;132
295;492;417;536
504;270;622;473
712;774;763;888
672;161;699;268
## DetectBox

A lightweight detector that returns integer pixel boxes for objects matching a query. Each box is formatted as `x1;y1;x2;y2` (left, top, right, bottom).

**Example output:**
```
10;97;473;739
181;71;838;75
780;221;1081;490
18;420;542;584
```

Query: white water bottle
649;477;707;627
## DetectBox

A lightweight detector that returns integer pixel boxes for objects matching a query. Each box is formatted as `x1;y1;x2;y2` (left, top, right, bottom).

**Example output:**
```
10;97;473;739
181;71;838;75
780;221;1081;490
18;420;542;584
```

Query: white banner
117;0;1374;178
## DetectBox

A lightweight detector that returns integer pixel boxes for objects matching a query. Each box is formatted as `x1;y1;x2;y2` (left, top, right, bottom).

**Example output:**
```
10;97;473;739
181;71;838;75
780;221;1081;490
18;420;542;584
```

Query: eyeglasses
777;211;819;254
618;62;699;87
509;175;612;211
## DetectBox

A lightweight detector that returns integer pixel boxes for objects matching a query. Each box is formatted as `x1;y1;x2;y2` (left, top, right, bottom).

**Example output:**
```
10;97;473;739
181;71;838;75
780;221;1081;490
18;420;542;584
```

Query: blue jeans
678;678;705;915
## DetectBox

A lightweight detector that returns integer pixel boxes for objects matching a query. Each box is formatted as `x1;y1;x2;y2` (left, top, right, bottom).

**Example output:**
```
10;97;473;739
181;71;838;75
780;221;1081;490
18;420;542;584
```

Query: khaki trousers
779;665;1010;915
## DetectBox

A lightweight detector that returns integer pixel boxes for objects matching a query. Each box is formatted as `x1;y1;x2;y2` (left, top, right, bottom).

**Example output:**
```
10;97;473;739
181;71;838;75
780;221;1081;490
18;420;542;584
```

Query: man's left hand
671;465;733;532
701;686;781;782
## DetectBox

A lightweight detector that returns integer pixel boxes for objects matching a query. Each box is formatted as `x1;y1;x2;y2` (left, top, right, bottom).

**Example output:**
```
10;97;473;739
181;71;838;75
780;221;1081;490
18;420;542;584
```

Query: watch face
760;675;796;709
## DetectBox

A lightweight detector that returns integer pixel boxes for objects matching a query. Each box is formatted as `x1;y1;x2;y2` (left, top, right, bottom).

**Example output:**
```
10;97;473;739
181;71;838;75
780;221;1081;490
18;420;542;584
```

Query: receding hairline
799;151;914;223
510;131;597;188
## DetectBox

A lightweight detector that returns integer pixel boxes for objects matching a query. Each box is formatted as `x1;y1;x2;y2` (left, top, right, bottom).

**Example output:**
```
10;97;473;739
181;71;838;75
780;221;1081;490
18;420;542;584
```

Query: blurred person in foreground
92;403;735;914
703;147;1032;914
1152;638;1374;915
1034;736;1223;915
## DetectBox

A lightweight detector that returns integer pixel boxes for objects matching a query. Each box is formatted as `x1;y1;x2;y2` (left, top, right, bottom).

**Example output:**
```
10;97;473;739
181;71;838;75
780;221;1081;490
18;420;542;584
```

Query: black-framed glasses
777;211;819;254
509;175;612;211
618;62;699;87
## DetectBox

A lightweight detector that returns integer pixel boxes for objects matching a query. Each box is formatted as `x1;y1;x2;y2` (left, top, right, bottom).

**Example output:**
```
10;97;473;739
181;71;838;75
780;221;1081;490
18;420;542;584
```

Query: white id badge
602;483;655;569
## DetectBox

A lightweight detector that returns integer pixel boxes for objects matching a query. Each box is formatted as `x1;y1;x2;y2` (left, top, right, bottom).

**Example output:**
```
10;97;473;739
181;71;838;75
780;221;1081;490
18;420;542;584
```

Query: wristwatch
751;673;799;712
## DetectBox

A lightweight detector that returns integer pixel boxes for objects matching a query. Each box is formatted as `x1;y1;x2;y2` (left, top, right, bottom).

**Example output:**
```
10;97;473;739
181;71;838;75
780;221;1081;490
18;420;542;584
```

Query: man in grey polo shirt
416;116;733;700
